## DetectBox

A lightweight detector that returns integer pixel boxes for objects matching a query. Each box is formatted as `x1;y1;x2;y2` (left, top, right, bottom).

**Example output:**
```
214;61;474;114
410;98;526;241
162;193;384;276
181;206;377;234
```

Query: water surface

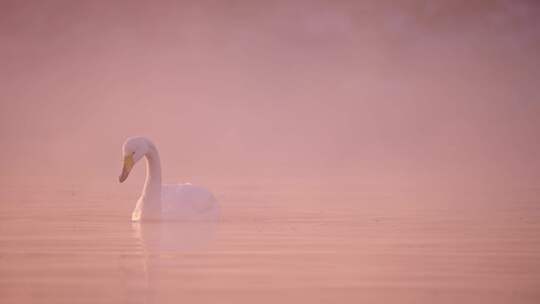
1;183;539;303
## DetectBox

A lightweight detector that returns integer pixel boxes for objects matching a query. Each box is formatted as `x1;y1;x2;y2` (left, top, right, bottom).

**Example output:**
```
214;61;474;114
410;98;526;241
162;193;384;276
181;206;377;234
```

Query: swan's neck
138;144;162;220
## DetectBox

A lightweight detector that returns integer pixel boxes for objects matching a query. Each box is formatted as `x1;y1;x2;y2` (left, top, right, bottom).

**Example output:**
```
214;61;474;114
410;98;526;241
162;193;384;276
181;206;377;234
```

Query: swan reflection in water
132;220;219;252
129;219;220;303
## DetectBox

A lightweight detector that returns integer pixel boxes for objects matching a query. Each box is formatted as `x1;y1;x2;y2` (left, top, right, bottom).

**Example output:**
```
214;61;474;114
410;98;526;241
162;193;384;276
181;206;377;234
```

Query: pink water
1;182;539;303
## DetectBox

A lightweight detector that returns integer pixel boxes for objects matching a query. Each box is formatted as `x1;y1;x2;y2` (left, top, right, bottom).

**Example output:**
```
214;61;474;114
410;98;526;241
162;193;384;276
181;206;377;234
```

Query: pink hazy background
1;0;539;195
2;2;540;303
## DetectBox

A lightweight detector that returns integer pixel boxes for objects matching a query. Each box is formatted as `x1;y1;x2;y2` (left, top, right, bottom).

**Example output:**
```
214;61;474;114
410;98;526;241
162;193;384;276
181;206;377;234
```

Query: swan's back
161;183;219;221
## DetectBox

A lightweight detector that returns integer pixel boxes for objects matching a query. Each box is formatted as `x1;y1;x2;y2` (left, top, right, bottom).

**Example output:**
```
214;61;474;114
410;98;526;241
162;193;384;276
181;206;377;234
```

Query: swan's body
119;137;219;222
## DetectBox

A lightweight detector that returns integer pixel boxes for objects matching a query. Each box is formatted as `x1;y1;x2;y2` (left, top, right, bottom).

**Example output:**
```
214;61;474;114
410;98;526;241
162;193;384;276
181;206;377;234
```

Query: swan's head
119;137;149;183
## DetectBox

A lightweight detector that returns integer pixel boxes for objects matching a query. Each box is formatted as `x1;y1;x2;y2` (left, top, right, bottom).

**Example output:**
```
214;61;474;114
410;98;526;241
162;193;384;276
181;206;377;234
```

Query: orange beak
119;154;134;183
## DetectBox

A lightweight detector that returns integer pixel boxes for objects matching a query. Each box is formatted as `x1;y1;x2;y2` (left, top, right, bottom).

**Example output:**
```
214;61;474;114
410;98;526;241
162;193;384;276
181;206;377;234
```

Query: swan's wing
161;184;218;220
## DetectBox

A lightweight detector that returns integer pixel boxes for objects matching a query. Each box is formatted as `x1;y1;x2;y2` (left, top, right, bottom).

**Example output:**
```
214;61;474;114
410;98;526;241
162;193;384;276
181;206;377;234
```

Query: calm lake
1;182;539;303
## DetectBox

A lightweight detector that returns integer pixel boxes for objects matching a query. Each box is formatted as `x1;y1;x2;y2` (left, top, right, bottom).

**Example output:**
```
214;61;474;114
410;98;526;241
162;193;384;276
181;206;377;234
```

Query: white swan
119;136;219;222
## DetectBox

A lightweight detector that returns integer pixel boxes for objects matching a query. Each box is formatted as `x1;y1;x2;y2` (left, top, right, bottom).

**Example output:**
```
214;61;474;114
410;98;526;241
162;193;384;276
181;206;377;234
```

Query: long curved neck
140;143;162;219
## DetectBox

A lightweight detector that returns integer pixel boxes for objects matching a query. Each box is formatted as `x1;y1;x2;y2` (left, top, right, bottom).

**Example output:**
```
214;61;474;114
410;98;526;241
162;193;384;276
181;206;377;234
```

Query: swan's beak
119;155;135;183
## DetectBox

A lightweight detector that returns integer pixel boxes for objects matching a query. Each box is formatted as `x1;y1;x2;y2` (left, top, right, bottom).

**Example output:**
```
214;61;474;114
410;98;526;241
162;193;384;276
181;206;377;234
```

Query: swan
118;136;219;222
